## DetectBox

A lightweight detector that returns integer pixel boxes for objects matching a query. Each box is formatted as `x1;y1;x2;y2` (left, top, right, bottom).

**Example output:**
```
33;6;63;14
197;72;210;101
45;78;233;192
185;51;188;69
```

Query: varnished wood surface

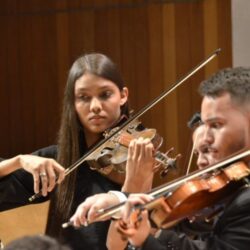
0;0;232;243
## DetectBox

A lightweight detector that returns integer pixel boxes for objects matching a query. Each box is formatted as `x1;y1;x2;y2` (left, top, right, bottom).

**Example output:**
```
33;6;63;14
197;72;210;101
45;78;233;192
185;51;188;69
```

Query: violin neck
155;151;170;166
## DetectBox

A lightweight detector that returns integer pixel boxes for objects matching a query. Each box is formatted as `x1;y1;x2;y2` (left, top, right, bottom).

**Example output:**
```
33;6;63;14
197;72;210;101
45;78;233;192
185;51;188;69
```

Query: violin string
60;49;222;223
64;48;221;177
150;149;250;196
116;133;172;168
92;149;250;221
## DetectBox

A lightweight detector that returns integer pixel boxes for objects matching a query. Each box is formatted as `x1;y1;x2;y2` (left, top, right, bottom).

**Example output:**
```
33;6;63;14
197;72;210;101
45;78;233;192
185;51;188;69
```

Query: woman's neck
84;131;102;148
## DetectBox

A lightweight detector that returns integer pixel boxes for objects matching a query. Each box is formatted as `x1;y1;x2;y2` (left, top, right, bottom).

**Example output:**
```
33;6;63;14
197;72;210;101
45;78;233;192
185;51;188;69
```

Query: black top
0;145;121;250
139;186;250;250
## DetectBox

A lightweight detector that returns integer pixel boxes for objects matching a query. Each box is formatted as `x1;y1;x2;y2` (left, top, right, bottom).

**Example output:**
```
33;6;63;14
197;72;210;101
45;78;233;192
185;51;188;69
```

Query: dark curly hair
199;67;250;106
187;112;202;130
4;235;70;250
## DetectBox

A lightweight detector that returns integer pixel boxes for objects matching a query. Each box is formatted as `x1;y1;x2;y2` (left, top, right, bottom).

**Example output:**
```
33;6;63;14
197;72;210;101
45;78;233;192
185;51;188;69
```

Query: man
115;67;250;250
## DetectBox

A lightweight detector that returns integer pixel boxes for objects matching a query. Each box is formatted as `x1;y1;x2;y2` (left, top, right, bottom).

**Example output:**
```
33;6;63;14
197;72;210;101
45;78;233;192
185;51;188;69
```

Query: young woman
0;53;155;249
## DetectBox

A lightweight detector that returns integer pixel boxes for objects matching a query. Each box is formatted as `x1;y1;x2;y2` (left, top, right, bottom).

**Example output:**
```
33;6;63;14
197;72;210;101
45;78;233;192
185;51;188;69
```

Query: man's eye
211;122;222;129
194;150;199;157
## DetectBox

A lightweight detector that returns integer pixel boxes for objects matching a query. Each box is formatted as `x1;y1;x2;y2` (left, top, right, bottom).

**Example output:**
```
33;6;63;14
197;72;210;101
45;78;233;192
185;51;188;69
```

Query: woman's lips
89;116;105;124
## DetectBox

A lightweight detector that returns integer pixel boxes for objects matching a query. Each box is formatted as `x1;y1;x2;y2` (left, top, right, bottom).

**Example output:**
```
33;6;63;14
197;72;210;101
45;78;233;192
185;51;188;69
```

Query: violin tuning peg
166;151;182;170
160;168;169;178
159;149;181;178
165;147;174;155
103;130;110;138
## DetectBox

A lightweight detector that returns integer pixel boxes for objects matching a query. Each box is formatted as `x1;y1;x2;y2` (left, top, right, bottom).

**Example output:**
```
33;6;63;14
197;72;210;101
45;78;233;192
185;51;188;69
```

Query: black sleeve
142;230;206;250
0;145;57;211
141;187;250;250
31;145;58;159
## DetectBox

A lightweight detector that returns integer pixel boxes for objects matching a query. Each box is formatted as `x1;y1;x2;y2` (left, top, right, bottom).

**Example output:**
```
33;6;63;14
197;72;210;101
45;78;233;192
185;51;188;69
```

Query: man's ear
120;87;129;106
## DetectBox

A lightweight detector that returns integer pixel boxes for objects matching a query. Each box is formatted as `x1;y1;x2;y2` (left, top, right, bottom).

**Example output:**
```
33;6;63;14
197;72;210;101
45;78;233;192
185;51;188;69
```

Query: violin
87;119;180;178
148;161;250;228
87;149;250;229
29;49;221;202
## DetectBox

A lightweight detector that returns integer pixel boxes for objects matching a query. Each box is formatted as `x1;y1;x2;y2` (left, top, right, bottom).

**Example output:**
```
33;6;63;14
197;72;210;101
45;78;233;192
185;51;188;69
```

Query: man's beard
222;134;247;160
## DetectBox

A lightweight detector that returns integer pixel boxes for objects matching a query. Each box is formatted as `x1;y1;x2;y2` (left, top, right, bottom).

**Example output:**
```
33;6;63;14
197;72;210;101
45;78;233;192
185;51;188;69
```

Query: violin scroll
157;148;181;178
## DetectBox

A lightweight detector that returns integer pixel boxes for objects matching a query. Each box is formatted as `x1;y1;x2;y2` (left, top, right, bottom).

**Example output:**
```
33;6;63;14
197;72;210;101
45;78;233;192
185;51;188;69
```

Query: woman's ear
120;87;129;106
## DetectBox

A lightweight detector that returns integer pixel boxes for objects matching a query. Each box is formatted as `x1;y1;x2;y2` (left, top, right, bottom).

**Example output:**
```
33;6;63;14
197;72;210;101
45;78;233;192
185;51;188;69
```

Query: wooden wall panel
132;6;150;122
120;7;137;110
162;3;178;154
175;3;195;170
203;0;219;77
0;0;232;244
0;15;9;156
55;2;70;102
19;14;36;153
147;4;164;132
7;8;22;156
217;0;232;69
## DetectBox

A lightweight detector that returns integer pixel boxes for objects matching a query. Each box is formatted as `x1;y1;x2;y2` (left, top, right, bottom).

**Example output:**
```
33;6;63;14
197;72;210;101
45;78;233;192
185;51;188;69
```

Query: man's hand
70;193;120;227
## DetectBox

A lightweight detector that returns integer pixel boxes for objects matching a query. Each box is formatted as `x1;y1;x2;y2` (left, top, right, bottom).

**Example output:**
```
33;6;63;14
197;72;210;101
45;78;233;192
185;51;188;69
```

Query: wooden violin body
87;119;179;177
149;161;250;228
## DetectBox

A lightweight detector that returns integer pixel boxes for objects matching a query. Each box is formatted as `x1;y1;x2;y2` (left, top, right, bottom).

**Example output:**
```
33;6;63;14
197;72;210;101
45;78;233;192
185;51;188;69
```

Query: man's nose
197;154;209;169
90;97;102;113
202;127;214;145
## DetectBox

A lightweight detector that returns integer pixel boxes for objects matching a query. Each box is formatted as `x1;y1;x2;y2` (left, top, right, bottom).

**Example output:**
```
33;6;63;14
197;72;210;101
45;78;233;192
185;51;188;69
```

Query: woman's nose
90;97;102;113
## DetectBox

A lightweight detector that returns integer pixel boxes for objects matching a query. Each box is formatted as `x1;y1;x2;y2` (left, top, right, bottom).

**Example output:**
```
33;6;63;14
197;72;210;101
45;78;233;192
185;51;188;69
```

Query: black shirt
139;186;250;250
0;145;121;250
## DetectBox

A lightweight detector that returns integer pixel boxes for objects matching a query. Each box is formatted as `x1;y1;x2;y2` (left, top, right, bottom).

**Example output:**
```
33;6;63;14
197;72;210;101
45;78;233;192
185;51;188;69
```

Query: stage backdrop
0;0;232;244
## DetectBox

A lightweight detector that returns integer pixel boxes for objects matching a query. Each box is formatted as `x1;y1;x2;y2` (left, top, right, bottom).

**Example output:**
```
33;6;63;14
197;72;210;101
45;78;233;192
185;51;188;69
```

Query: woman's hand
19;155;65;196
0;155;65;196
122;138;155;193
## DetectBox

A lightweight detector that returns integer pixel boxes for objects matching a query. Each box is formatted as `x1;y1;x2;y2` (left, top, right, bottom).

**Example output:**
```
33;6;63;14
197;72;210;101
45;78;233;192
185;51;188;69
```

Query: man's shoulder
233;185;250;206
224;185;250;214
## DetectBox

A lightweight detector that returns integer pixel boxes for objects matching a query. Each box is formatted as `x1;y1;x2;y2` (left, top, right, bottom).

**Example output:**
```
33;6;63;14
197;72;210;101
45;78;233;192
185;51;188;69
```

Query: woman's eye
99;91;112;100
77;95;91;102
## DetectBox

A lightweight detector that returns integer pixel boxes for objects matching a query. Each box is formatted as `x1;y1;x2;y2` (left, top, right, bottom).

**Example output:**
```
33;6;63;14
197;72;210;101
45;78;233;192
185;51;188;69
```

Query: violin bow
30;48;221;202
88;148;250;223
185;129;201;176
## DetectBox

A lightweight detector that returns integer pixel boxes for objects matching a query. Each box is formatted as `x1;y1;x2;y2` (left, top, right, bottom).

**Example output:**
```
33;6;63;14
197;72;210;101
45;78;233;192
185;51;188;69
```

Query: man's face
200;92;250;164
193;125;216;169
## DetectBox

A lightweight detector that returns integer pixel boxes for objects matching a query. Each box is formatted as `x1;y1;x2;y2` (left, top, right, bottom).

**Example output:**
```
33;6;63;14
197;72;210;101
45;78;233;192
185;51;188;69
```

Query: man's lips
207;147;217;153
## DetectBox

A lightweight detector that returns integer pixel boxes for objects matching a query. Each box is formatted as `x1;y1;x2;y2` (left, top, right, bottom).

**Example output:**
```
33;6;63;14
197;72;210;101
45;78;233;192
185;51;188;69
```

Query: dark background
0;0;232;184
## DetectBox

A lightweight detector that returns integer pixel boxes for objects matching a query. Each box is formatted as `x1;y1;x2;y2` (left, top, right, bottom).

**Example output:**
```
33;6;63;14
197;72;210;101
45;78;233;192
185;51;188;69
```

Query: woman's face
74;73;128;137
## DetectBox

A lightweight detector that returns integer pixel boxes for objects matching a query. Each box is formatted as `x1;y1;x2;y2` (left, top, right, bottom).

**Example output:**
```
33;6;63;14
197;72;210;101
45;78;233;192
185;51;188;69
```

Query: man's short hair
199;67;250;106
